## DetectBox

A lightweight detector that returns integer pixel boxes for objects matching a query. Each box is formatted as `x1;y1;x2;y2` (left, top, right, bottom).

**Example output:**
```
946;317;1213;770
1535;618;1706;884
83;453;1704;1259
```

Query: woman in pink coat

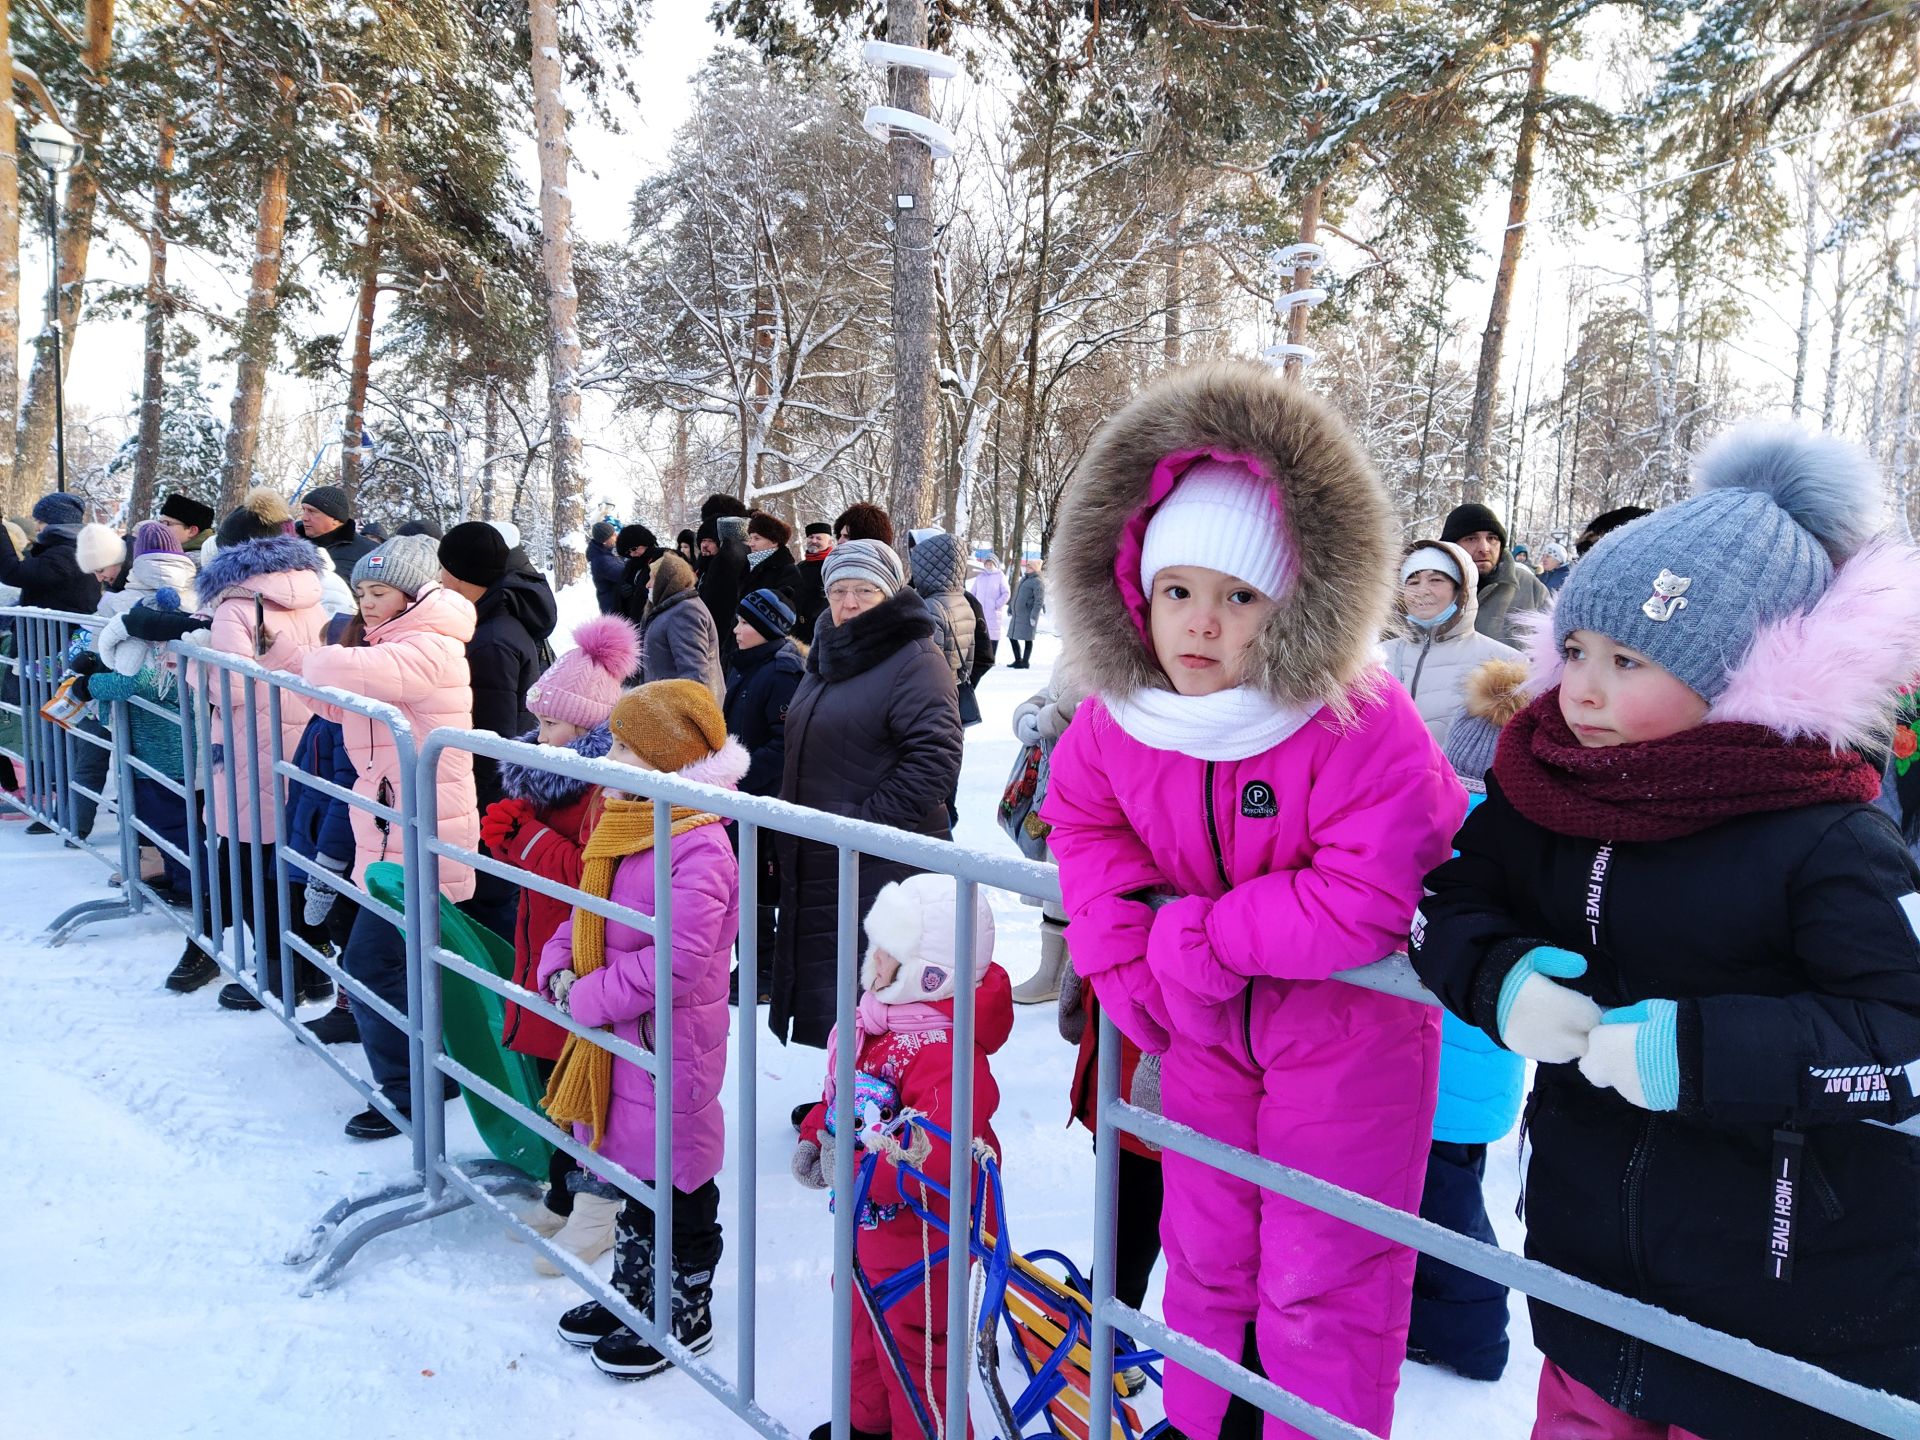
1039;364;1465;1440
541;679;746;1383
191;491;330;1012
301;535;484;1140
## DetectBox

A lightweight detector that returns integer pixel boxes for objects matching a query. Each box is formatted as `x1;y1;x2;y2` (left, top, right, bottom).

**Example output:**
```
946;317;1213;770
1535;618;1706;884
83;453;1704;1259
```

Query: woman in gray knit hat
770;537;961;1066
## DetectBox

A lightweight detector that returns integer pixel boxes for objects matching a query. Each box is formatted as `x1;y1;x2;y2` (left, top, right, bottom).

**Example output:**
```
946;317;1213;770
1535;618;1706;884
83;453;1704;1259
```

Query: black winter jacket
744;544;800;609
0;525;101;614
771;588;962;1047
467;571;559;809
724;637;804;799
698;527;750;657
791;554;829;638
1411;775;1920;1439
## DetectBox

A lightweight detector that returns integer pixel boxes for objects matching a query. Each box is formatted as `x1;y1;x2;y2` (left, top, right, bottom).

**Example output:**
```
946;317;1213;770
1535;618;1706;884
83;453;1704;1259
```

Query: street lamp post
26;121;80;494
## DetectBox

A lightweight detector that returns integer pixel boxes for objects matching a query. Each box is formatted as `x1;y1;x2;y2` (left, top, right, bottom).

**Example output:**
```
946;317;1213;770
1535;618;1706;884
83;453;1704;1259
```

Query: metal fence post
830;845;859;1440
267;681;295;1016
416;757;449;1204
400;733;429;1178
943;877;978;1438
217;668;246;982
736;818;759;1403
1087;1009;1122;1433
652;794;676;1340
242;673;276;1008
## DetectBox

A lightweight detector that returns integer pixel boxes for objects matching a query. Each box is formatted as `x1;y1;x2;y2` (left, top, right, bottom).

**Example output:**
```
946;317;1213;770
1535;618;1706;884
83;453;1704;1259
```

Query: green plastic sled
363;861;554;1180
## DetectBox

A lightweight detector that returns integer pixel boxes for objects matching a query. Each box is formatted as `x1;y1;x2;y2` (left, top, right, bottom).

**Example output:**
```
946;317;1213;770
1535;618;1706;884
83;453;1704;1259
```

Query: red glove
480;796;537;857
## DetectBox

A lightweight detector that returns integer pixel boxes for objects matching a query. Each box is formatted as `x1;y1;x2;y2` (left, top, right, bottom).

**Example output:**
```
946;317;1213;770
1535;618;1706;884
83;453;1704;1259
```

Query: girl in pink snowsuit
1040;363;1465;1440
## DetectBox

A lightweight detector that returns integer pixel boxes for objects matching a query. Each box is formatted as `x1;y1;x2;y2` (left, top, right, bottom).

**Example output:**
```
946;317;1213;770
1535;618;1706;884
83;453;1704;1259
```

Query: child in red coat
479;614;639;1271
793;874;1013;1440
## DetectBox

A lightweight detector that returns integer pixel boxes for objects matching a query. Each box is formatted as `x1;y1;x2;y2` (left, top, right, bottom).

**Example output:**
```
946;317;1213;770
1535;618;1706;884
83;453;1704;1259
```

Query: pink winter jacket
1044;688;1463;1062
192;538;328;846
536;741;748;1191
301;584;480;901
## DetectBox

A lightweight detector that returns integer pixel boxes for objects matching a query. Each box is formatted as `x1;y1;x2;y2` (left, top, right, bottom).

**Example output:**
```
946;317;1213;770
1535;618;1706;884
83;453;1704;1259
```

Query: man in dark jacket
724;586;806;1004
158;492;216;565
438;521;558;933
791;522;833;636
1441;501;1550;648
696;495;751;663
297;485;376;571
0;492;102;613
588;520;625;614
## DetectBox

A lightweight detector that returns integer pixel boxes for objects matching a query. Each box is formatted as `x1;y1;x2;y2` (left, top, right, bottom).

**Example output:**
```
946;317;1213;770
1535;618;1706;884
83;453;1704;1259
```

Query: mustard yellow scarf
541;796;724;1150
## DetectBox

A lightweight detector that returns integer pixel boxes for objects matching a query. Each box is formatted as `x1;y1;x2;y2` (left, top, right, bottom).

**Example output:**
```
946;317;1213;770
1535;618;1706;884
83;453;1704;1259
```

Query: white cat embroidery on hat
1642;569;1692;623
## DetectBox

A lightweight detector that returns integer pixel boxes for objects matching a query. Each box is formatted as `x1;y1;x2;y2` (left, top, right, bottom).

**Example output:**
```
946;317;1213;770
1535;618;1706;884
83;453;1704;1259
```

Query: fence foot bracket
46;897;136;946
295;1160;541;1294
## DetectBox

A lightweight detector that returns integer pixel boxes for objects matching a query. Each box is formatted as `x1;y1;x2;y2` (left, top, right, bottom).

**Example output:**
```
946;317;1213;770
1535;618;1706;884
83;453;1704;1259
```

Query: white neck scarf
1106;684;1322;761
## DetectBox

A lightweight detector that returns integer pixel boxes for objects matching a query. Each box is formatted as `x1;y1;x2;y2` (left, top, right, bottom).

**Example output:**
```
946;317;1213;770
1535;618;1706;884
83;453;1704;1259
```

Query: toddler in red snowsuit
793;874;1014;1440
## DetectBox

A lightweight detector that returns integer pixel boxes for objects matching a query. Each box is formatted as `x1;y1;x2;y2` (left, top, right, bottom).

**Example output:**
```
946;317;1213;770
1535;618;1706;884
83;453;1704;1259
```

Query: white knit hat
1139;458;1292;599
860;874;996;1006
1401;544;1463;586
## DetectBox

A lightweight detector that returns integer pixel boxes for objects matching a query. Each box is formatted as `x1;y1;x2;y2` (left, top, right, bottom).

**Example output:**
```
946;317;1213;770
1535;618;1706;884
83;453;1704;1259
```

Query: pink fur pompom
569;614;640;681
1710;539;1920;748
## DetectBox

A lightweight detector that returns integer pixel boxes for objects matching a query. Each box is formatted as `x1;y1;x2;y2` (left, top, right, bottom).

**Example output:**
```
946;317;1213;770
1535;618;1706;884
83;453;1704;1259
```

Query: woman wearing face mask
1383;539;1522;745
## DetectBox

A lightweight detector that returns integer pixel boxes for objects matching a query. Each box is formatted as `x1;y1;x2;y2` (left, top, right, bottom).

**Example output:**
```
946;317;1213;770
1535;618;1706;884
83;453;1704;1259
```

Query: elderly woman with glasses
768;540;963;1063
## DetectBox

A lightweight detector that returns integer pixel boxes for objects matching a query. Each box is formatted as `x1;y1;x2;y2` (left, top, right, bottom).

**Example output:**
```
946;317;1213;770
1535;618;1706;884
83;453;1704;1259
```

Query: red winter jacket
481;728;610;1061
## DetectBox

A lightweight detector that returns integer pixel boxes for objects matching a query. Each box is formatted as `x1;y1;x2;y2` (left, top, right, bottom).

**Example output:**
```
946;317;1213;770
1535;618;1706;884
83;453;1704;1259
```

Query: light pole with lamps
25;120;79;493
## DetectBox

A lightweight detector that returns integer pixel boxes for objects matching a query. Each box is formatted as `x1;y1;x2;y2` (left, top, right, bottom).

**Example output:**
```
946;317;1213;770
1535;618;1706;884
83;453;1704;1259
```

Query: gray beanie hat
1552;423;1884;701
351;533;442;599
821;538;905;598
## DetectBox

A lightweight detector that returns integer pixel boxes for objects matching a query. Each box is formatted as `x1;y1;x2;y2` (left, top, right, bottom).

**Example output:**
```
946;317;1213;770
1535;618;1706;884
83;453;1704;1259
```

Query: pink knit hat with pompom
527;616;639;729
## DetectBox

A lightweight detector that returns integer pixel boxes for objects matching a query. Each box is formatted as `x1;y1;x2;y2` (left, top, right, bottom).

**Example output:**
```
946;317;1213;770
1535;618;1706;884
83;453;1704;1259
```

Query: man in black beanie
297;484;376;570
1440;500;1548;647
614;523;663;630
437;520;558;932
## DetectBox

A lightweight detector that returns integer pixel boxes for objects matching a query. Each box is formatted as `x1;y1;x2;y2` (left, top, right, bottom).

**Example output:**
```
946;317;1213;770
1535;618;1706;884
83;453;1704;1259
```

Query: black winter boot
165;944;220;993
303;1000;359;1045
590;1262;714;1379
809;1426;890;1440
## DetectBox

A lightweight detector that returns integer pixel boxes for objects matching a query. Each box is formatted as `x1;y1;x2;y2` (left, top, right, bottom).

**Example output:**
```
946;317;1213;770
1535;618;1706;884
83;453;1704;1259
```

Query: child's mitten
122;607;206;643
1496;946;1602;1063
480;796;536;856
549;968;578;1012
791;1131;833;1190
302;853;350;927
1578;1000;1679;1111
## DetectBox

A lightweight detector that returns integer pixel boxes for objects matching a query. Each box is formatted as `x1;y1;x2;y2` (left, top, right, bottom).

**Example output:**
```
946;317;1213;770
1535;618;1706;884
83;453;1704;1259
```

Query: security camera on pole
862;3;958;530
1261;242;1328;379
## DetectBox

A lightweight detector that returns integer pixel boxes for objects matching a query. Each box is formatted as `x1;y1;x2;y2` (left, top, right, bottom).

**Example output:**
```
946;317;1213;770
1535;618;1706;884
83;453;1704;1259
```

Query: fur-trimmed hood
1397;538;1481;641
808;586;936;683
499;724;613;808
196;533;325;609
1051;362;1397;717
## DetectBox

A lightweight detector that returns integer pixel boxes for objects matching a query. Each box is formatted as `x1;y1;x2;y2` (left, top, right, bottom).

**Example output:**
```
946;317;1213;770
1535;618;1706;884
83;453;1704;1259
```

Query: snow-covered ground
2;623;1540;1439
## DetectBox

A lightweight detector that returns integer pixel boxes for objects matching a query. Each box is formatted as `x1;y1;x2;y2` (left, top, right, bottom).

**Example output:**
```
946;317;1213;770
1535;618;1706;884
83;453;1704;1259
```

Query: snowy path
4;630;1540;1439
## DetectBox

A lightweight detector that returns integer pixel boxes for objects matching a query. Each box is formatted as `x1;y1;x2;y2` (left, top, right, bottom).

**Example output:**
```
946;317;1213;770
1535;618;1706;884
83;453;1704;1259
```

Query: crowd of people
5;356;1920;1440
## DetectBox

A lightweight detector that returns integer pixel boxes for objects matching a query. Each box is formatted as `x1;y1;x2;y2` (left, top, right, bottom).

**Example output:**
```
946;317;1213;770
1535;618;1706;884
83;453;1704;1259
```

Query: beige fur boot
532;1192;620;1275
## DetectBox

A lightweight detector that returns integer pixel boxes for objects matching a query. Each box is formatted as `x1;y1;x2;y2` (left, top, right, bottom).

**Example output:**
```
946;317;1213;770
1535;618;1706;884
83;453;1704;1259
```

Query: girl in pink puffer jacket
1039;364;1465;1440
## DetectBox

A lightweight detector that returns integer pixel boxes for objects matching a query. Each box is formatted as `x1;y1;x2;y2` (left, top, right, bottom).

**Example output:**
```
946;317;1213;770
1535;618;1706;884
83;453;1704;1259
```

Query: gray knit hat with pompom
1551;424;1884;701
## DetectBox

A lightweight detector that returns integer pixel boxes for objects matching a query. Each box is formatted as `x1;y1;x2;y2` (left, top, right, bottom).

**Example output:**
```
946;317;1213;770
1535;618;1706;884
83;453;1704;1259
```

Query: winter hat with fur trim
351;534;441;598
160;492;215;532
1139;457;1293;600
529;616;639;729
77;522;126;575
746;511;792;548
1551;423;1886;702
860;873;996;1006
217;487;294;548
610;678;729;775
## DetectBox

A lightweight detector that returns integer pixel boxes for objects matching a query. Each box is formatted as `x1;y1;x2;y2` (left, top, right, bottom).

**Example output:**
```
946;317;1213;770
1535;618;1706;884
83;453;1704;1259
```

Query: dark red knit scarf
1492;689;1882;842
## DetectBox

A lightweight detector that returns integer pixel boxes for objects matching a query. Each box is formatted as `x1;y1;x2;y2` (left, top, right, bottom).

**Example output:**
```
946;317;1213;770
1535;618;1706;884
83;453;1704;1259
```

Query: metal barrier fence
4;601;1918;1440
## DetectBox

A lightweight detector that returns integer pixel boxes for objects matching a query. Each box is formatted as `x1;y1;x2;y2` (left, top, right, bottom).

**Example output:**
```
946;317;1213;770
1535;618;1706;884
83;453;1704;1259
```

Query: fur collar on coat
196;534;324;609
499;724;613;809
1050;361;1396;721
808;587;935;683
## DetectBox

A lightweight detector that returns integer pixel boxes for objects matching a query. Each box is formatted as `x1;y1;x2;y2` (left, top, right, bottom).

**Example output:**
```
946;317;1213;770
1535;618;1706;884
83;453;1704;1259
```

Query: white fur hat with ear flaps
861;874;996;1006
